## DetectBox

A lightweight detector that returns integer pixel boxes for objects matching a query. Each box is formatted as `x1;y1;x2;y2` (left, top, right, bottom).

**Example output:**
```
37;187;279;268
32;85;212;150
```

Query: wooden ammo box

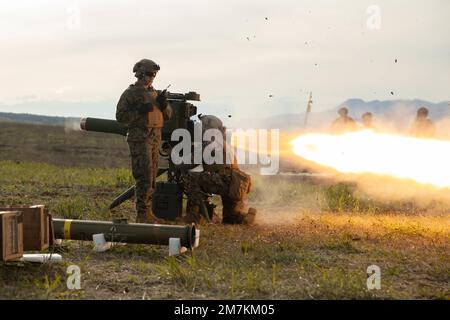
47;211;55;246
0;211;24;261
0;205;50;251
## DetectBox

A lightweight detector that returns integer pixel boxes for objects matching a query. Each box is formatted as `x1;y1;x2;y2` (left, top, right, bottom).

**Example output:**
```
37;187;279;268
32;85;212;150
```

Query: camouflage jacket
116;84;172;141
409;118;435;138
330;116;357;134
202;139;239;173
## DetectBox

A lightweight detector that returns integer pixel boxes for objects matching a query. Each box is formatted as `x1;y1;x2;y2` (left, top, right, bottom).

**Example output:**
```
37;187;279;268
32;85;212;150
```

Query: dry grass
0;123;448;299
0;161;448;300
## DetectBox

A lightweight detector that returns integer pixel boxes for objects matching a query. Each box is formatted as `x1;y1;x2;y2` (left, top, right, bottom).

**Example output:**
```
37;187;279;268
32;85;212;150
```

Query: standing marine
330;107;357;134
116;59;173;223
409;107;435;138
183;115;256;225
361;112;376;130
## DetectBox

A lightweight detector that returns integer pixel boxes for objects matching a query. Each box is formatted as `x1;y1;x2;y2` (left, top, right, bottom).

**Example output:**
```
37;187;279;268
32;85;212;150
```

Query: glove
157;89;168;110
138;103;152;114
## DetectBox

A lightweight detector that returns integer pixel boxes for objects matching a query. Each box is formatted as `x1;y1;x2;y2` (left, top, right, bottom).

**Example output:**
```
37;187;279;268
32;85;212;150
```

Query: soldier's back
331;116;356;134
410;118;435;138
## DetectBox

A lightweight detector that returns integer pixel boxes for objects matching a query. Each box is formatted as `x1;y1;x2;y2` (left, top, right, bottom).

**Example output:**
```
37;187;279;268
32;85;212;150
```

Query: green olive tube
80;117;127;136
53;219;195;249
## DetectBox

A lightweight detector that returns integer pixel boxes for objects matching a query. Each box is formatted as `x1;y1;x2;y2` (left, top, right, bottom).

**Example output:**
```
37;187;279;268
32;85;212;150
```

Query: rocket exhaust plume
64;117;83;133
291;130;450;188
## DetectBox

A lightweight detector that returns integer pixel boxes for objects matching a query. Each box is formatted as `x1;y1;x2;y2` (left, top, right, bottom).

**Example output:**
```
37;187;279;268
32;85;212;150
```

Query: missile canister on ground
53;219;196;249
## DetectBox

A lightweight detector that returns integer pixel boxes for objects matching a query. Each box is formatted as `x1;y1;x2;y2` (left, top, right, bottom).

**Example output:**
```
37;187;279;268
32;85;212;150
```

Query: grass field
0;122;130;168
0;123;449;299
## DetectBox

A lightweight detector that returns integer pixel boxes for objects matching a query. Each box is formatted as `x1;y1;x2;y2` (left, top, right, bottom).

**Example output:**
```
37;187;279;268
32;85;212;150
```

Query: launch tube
80;117;127;136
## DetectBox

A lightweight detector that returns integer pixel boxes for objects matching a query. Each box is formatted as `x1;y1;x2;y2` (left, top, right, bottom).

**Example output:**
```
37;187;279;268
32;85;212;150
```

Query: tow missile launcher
80;91;213;221
80;91;199;141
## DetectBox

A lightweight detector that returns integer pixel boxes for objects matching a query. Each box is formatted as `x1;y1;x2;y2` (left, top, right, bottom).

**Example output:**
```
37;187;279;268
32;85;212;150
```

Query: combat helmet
133;59;160;78
417;107;429;117
362;112;373;120
338;107;349;116
198;114;225;134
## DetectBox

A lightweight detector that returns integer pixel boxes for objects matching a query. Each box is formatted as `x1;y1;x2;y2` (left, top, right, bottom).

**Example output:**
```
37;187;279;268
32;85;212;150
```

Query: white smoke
64;117;82;133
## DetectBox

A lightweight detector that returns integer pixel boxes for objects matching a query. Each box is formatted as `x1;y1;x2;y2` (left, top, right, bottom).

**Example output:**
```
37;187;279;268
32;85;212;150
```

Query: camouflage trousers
184;169;247;224
127;128;161;217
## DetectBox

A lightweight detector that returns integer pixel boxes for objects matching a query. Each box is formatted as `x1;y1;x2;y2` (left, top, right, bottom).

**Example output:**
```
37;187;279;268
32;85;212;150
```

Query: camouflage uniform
361;112;373;129
410;118;435;138
331;116;357;134
330;107;357;134
185;164;254;224
409;107;435;138
183;115;255;225
116;84;172;222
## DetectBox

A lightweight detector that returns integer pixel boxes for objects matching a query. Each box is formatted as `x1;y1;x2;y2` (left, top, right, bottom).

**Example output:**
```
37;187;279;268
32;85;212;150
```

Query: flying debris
395;59;398;63
265;17;268;21
390;91;394;95
269;94;274;98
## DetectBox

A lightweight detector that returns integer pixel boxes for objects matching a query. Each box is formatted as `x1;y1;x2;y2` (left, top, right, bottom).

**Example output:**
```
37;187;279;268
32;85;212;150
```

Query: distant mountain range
259;99;450;131
1;99;449;133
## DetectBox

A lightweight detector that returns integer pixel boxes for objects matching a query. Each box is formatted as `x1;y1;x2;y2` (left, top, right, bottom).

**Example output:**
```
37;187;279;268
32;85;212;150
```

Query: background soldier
409;107;435;138
361;112;376;130
116;59;173;223
330;107;357;134
183;115;256;225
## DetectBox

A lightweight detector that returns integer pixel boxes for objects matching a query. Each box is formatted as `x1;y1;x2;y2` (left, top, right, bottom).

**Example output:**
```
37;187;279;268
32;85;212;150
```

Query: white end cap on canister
194;229;200;248
169;238;181;256
21;254;63;263
93;233;111;252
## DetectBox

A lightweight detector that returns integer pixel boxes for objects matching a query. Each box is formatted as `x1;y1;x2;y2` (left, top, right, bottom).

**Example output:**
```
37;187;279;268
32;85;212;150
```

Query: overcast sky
0;0;448;125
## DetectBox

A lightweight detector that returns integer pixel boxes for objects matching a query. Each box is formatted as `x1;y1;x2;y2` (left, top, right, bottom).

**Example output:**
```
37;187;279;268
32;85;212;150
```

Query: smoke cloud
64;117;82;133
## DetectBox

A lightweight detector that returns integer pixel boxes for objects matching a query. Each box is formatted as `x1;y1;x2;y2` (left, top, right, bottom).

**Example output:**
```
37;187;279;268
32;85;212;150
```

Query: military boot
222;200;257;225
243;207;257;225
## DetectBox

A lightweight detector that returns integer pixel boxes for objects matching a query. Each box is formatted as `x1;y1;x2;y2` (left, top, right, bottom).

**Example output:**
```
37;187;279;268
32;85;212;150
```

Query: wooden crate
0;211;24;261
46;211;55;246
0;205;49;251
